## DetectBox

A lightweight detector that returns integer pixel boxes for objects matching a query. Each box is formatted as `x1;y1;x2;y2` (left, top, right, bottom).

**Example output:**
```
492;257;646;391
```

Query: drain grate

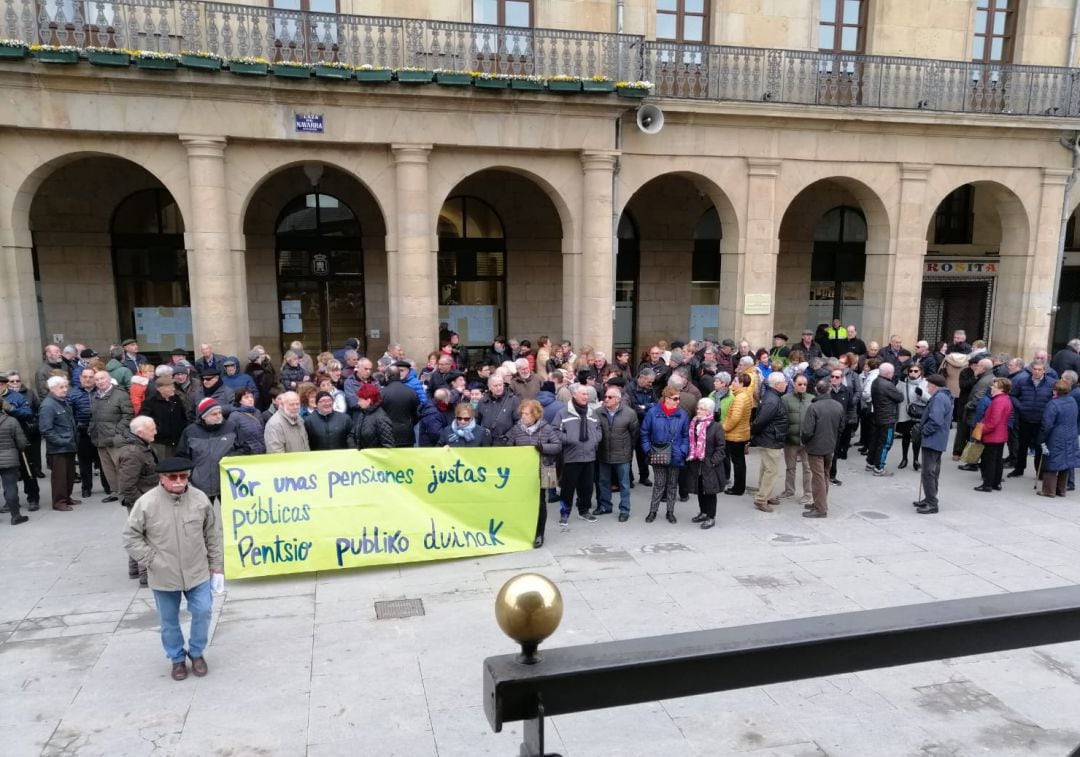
374;598;425;620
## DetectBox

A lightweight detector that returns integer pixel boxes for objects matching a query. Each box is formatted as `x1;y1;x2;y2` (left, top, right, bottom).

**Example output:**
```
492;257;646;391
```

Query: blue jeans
597;462;631;513
153;580;213;663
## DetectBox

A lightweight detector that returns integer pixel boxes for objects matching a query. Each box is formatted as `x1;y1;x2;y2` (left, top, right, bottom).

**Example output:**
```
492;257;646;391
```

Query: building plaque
743;293;771;315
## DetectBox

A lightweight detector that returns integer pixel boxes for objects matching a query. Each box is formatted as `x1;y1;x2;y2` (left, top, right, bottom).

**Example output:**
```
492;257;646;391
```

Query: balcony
18;0;1080;118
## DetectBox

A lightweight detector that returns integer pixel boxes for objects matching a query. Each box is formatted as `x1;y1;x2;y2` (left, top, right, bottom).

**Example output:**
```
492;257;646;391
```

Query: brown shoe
67;498;82;505
189;655;208;677
754;502;775;512
52;503;73;511
171;662;188;681
767;498;780;505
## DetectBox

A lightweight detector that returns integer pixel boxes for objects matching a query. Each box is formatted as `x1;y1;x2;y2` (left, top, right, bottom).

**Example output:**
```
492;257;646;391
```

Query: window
972;0;1016;64
656;0;708;43
933;185;975;245
272;0;339;57
473;0;532;27
818;0;867;53
472;0;533;66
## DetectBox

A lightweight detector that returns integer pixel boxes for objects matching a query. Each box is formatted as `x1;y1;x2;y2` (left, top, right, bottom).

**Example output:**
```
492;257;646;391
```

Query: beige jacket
263;410;310;453
122;484;223;591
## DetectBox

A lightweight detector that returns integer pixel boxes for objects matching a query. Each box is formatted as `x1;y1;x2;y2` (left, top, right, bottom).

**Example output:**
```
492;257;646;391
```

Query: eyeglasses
794;382;807;387
201;376;216;381
163;473;189;481
830;374;842;378
909;370;921;375
456;415;471;420
604;395;619;400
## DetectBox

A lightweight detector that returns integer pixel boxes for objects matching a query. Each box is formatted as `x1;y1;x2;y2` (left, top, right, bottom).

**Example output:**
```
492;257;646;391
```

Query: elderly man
914;340;939;375
35;344;68;398
801;379;845;518
426;354;456;397
867;362;903;476
594;385;639;520
780;373;813;508
138;376;190;461
116;416;159;584
511;358;542;400
194;343;226;376
555;383;603;526
68;367;101;499
958;358;996;472
751;372;789;512
880;335;904;368
123;457;223;681
914;375;954;514
380;362;419;446
951;330;972;355
264;391;309;453
305;391;353;450
38;376;79;510
478;375;520;446
344;357;376;412
1009;360;1054;479
1051;338;1080;378
90;369;133;503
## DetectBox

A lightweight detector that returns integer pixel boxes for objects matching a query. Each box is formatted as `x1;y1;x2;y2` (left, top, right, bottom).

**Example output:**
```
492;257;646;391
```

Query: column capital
1041;167;1073;186
179;135;227;158
900;163;932;181
746;157;781;177
581;150;619;171
391;144;433;164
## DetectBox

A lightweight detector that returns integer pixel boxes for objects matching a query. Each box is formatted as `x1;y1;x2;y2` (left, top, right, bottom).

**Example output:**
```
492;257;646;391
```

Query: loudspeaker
635;104;664;135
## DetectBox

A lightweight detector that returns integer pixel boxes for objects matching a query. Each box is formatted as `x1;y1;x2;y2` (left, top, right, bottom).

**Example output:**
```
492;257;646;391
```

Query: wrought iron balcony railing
15;0;1080;117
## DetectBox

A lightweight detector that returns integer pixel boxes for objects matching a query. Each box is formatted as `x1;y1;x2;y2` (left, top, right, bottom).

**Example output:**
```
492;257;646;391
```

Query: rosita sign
924;260;997;275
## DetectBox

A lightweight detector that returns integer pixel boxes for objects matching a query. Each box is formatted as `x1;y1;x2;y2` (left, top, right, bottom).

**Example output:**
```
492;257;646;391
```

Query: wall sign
743;293;771;315
294;113;324;133
924;260;998;275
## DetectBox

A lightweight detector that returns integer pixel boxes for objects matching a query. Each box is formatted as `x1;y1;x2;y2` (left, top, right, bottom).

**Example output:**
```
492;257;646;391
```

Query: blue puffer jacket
403;369;429;406
918;388;954;452
1011;372;1054;424
1039;396;1079;472
640;405;690;467
418;401;450;447
68;385;94;430
0;388;31;422
221;358;259;402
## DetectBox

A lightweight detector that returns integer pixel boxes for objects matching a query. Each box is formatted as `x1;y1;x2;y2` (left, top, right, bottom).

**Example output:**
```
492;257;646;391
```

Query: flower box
581;80;615;93
229;60;269;76
181;54;222;71
547;79;582;92
510;78;544;91
135;56;178;70
474;76;509;89
33;48;79;64
273;63;312;78
435;71;472;86
314;64;353;80
356;68;392;82
0;42;28;60
396;69;433;83
87;49;130;67
616;87;650;99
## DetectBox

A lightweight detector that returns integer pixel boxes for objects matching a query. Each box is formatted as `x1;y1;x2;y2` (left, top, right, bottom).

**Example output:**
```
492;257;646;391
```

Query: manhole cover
641;543;693;554
374;598;425;619
858;511;890;520
769;533;810;543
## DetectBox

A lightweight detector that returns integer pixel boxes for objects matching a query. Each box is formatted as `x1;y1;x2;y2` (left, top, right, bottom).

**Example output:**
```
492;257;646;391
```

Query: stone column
390;144;436;363
865;163;930;344
180;136;249;356
995;168;1070;358
579;150;618;354
0;239;42;376
726;158;781;347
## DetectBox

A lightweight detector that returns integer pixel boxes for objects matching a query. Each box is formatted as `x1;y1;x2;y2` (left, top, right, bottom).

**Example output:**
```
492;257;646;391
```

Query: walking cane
1033;452;1044;492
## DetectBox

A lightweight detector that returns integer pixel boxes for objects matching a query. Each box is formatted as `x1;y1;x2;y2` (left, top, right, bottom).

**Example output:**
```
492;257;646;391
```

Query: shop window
111;189;189;359
438;197;506;349
933;185;975;245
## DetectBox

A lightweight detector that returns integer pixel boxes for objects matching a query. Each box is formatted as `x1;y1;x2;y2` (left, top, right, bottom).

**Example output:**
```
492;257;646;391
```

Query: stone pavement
3;445;1080;756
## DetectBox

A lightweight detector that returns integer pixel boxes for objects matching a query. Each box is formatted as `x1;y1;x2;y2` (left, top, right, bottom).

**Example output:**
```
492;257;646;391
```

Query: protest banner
219;447;539;579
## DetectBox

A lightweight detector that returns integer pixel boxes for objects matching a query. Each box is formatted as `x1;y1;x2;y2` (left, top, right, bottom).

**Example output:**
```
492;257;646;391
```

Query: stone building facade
1;0;1078;376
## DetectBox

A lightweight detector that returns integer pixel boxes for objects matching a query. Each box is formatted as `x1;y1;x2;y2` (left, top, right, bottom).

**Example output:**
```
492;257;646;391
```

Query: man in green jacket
780;374;813;507
123;457;224;681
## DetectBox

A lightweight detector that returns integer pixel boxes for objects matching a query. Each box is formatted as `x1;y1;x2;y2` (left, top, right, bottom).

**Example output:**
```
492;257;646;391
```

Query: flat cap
155;456;195;474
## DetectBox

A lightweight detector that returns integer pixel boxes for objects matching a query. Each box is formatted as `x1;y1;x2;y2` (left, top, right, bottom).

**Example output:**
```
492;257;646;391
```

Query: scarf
449;418;476;443
436;400;449;412
688;415;712;461
661;401;677;416
520;419;541;436
572;400;590;442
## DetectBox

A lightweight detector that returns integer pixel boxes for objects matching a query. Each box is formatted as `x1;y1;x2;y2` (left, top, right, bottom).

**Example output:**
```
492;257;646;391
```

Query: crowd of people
1;327;1079;545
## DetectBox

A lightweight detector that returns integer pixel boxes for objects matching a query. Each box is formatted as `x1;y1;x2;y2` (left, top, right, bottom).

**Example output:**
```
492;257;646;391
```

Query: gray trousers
920;448;942;506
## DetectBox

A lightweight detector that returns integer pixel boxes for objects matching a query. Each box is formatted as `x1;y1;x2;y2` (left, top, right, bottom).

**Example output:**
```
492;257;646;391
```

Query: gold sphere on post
494;573;563;664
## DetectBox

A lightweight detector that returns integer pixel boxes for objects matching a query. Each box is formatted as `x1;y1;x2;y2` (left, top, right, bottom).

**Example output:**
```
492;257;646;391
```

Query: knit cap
197;398;221;420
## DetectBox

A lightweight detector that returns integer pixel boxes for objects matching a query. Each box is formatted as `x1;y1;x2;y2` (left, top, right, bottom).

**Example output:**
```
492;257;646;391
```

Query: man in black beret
123;456;223;681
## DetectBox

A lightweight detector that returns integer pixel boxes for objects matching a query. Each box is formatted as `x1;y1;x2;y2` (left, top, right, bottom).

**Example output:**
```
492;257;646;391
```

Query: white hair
696;397;715;414
46;375;68;389
515;358;529;370
878;363;895;379
501;360;518;376
130;416;154;434
155;365;174;377
738;356;754;367
767;372;787;389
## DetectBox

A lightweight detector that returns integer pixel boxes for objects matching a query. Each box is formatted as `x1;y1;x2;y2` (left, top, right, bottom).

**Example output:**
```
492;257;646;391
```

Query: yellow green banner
218;447;540;579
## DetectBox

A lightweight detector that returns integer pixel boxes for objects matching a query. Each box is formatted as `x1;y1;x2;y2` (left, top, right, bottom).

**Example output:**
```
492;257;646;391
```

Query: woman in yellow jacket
723;372;753;495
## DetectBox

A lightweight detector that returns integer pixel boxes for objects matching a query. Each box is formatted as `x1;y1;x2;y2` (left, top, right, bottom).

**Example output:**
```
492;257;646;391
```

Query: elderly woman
975;377;1013;492
280;350;308;391
297;382;318;417
1037;380;1079;498
896;362;929;471
507;399;563;548
641;386;689;523
686;397;726;530
439;403;492;447
353;383;394;449
722;372;753;496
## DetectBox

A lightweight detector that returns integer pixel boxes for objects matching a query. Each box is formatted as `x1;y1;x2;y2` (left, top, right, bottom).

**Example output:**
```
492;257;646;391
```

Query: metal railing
15;0;1080;116
483;583;1080;756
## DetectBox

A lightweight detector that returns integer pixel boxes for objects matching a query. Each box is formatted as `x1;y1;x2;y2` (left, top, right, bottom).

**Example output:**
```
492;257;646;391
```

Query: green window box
581;80;616;93
475;77;510;89
314;65;353;80
356;69;393;82
273;64;312;78
548;80;582;92
87;50;130;67
181;54;223;71
616;87;649;99
436;72;473;86
229;61;269;76
135;56;178;70
0;44;29;60
33;49;79;64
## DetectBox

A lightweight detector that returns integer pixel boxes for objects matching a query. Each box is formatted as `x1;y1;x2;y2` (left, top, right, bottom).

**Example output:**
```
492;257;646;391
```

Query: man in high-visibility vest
824;319;848;357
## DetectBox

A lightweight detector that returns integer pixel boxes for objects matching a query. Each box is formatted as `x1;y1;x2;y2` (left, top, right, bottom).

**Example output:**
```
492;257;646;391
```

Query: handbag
907;402;925;421
971;422;985;442
648;442;672;466
960;440;984;464
540;464;559;489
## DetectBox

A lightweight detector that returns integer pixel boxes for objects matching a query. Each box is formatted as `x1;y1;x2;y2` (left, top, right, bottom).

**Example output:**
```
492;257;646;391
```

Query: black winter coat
353;406;395;449
871;376;904;426
89;388;133;448
478;392;520;446
686;419;726;495
380;376;419;447
0;413;28;469
750;388;788;449
138;394;190;446
231;407;267;455
177;417;240;498
597;405;639;464
305;410;354;450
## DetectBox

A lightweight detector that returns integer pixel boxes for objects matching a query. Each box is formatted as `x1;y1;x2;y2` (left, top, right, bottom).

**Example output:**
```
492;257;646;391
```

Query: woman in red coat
975;377;1013;492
